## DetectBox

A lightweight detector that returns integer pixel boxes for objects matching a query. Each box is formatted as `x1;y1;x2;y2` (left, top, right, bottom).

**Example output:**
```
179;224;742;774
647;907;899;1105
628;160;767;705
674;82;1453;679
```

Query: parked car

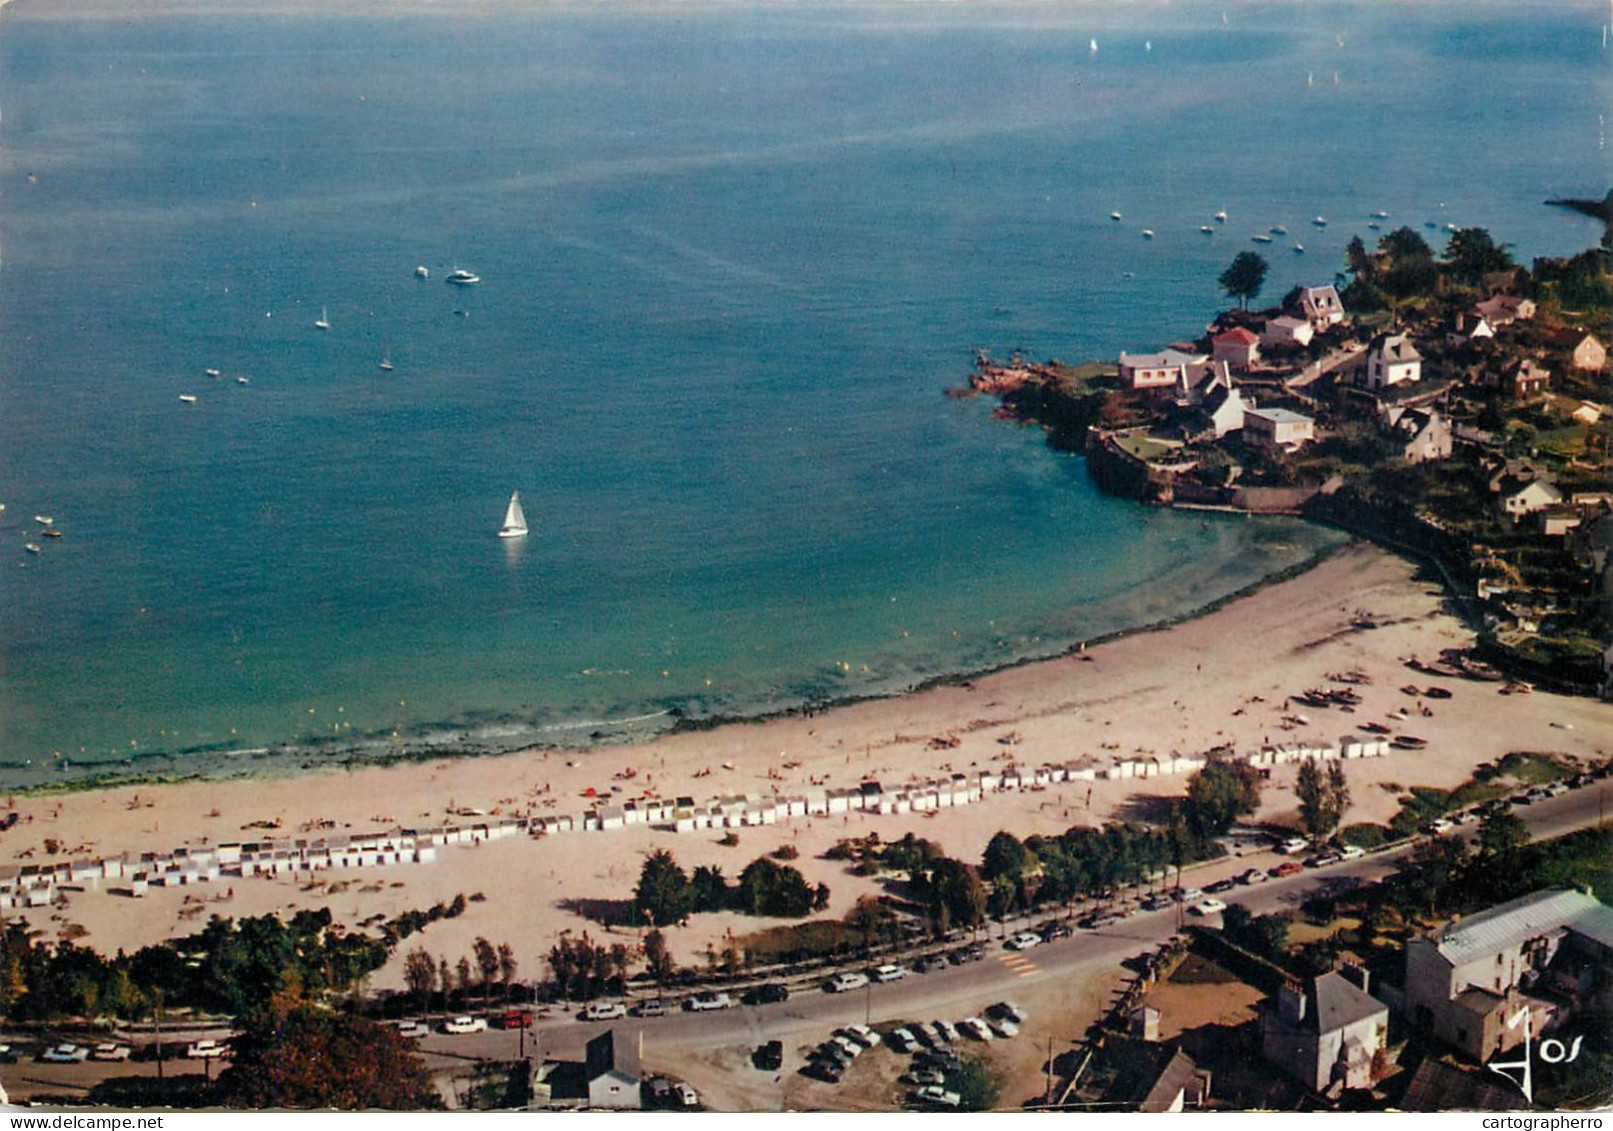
686;991;733;1012
802;1058;844;1083
1040;922;1074;941
827;971;870;993
1204;878;1237;895
828;1035;863;1059
582;1002;626;1022
986;1015;1020;1039
1171;887;1203;903
1236;867;1269;885
872;963;907;983
989;1000;1028;1024
0;1044;17;1064
41;1043;89;1063
1190;898;1227;916
1425;818;1455;835
917;1048;962;1073
395;1021;430;1040
1005;932;1041;950
1339;844;1366;860
186;1039;228;1059
838;1023;881;1048
913;954;948;973
886;1027;920;1053
492;1010;533;1029
910;1085;962;1108
634;998;669;1017
674;1082;699;1108
1546;781;1569;797
1277;837;1309;854
754;1040;784;1071
1305;851;1343;868
646;1076;674;1103
1269;861;1304;878
1079;911;1122;930
902;1067;946;1087
1141;894;1173;912
957;1017;993;1041
930;1019;961;1044
741;983;789;1006
91;1043;132;1062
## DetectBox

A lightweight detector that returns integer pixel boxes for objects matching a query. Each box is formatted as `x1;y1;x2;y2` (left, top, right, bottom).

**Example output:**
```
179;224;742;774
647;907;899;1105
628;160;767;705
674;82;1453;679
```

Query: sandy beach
6;541;1610;989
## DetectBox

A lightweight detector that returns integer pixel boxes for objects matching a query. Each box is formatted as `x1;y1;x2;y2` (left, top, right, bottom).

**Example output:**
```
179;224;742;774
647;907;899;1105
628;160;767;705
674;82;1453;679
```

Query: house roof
1120;349;1205;369
1301;285;1342;310
586;1029;641;1084
1429;887;1608;965
1140;1049;1199;1113
1215;327;1260;346
1400;1057;1528;1112
1307;971;1386;1034
1369;332;1422;363
1246;406;1312;426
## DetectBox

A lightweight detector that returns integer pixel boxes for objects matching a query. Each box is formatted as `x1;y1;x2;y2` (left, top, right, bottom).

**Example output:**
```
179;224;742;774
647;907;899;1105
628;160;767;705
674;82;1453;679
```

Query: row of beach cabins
0;736;1391;911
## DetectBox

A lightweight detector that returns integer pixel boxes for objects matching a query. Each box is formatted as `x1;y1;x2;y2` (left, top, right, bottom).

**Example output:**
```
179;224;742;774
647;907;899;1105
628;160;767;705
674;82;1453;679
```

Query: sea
0;1;1607;789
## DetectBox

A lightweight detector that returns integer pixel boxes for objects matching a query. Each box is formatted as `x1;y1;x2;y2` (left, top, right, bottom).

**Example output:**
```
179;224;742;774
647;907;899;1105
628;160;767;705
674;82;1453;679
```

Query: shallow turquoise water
0;2;1605;785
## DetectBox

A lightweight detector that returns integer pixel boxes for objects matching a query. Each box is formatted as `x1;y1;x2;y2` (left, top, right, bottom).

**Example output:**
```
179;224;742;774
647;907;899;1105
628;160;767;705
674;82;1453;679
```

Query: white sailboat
498;491;529;539
314;305;331;331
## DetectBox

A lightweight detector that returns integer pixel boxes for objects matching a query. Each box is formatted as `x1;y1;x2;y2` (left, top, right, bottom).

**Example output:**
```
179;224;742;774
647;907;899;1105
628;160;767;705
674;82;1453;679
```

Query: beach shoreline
7;539;1611;990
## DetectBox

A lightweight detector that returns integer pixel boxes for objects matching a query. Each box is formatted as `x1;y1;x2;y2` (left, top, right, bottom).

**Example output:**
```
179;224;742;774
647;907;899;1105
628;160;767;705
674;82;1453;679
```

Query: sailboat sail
499;491;528;538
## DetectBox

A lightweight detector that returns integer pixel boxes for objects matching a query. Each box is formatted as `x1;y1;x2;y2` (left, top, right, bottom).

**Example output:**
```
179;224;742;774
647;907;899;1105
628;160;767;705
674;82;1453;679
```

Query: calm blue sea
0;2;1606;786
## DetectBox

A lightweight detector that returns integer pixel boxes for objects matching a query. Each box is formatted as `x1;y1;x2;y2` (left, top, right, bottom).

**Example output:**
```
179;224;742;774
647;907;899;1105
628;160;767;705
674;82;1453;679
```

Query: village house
1260;315;1315;350
1211;326;1261;371
1497;476;1563;524
1242;406;1315;452
1259;968;1389;1095
1446;311;1495;347
1401;888;1613;1064
1364;332;1422;390
1173;357;1232;405
1384;405;1453;463
1496;357;1550;402
1198;384;1251;440
1298;285;1346;332
1548;330;1607;373
1119;348;1208;392
1474;294;1536;327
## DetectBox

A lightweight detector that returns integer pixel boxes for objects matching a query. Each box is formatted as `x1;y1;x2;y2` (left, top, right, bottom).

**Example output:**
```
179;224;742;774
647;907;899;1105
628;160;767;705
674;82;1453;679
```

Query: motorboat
179;394;198;404
1140;229;1154;239
415;266;430;279
446;269;480;286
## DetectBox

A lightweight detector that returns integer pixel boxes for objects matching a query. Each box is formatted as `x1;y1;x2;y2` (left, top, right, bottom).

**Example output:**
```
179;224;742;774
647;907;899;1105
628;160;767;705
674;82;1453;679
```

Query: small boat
205;368;221;378
1214;210;1227;222
1270;225;1287;235
1445;222;1459;232
446;269;480;286
1110;211;1122;221
34;515;52;525
1360;721;1392;734
498;491;529;539
1252;234;1273;243
379;352;395;372
415;266;430;279
41;528;61;539
1200;225;1215;234
1368;222;1381;231
24;543;40;554
179;394;198;404
1400;684;1422;697
1312;216;1328;227
1292;243;1305;253
1141;229;1154;239
236;375;251;385
1371;210;1390;219
1392;735;1428;750
1089;37;1098;53
1424;686;1453;700
314;305;331;331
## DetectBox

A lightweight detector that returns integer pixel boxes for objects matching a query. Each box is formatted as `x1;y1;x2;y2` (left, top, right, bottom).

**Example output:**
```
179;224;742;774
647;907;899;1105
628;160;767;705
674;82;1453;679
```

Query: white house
1260;970;1388;1093
1299;285;1346;331
1211;326;1261;370
1119;348;1207;392
1365;333;1422;390
1243;406;1315;451
1262;315;1315;349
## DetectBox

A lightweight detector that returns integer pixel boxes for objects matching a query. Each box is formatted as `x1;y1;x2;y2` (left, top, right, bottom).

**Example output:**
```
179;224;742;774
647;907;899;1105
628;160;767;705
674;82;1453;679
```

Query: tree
735;857;814;918
690;865;729;914
473;938;499;1007
401;948;436;1019
1295;759;1349;840
1219;251;1269;309
643;929;675;985
1475;810;1531;861
1325;762;1351;831
1444;227;1513;283
496;943;518;999
1404;835;1469;917
981;831;1033;884
633;849;692;928
1183;762;1262;841
545;933;631;1001
219;991;442;1110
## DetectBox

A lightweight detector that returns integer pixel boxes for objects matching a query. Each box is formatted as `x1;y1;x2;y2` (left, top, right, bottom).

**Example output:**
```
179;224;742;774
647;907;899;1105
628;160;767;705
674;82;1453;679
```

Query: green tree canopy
219;993;442;1110
1184;761;1262;841
1444;226;1514;283
981;830;1034;884
633;849;692;927
1219;251;1269;309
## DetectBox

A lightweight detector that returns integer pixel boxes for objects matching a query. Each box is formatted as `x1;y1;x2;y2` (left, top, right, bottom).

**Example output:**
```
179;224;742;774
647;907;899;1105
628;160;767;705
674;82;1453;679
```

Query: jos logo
1487;1006;1583;1103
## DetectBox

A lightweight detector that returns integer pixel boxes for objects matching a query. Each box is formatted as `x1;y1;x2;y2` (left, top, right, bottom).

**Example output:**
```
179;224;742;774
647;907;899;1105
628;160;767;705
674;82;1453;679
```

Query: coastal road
433;775;1612;1064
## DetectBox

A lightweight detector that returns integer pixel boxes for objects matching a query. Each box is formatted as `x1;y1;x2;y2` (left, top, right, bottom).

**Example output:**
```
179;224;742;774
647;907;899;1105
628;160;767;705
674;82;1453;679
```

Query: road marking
999;954;1039;977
